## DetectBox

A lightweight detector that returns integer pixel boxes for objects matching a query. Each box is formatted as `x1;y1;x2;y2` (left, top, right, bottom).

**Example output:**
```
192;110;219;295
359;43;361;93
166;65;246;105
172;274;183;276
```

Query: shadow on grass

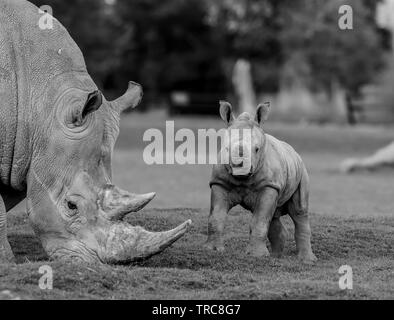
8;233;47;264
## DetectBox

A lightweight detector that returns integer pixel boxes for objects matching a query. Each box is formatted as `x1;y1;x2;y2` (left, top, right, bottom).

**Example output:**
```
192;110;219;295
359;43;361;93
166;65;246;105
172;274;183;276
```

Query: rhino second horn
102;219;192;264
100;186;156;221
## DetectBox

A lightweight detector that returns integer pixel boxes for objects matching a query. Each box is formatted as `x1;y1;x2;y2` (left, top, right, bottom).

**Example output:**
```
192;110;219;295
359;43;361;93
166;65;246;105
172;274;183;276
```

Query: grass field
1;111;393;299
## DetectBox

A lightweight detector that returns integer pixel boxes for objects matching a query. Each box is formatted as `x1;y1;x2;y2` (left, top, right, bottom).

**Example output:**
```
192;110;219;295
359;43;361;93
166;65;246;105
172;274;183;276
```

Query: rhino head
219;101;270;177
26;79;191;264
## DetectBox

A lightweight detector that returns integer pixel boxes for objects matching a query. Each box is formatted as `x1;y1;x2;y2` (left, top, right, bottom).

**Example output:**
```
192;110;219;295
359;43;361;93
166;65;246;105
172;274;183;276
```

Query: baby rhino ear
255;102;270;126
219;100;234;126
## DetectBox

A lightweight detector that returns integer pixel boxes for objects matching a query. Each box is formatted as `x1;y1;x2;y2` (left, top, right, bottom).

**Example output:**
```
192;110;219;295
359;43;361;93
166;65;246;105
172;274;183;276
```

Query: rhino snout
230;153;253;176
41;183;190;264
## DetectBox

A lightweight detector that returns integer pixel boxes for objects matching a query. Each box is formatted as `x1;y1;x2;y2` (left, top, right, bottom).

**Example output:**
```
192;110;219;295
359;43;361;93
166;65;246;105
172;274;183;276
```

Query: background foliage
30;0;389;106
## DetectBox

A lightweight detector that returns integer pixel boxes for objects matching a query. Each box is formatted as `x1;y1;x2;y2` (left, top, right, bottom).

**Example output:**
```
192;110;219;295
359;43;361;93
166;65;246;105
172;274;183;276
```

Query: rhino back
0;0;88;189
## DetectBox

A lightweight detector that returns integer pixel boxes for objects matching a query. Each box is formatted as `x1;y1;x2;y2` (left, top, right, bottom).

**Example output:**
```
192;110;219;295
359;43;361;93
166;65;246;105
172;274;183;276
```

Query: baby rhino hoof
246;244;270;258
204;240;225;252
298;252;318;264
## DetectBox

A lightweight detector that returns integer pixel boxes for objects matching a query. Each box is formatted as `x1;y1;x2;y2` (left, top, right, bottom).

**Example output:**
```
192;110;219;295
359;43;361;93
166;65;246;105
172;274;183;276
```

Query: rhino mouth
230;167;253;177
48;245;101;263
227;163;253;177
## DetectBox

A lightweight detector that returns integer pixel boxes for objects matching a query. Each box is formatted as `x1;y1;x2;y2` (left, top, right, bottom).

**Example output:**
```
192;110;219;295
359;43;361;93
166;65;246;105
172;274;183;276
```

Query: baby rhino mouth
229;156;252;177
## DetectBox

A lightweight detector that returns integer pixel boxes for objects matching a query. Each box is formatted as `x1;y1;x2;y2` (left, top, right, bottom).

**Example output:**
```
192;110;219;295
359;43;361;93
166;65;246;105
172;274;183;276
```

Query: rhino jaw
230;162;252;176
100;219;192;264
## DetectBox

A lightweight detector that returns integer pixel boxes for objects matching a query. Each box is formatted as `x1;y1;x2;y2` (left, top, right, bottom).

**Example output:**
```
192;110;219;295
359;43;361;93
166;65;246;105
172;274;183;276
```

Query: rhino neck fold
0;15;30;190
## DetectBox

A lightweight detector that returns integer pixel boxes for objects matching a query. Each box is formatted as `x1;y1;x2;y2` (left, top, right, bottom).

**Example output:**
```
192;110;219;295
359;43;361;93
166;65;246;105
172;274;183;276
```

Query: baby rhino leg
205;185;231;252
268;213;287;258
247;188;278;257
288;173;317;263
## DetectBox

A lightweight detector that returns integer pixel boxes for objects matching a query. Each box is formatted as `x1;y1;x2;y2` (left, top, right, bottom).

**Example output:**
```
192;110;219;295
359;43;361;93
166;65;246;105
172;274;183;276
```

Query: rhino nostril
237;146;244;157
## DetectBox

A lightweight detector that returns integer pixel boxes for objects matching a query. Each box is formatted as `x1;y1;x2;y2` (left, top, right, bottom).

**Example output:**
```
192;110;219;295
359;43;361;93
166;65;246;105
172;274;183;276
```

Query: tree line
30;0;390;109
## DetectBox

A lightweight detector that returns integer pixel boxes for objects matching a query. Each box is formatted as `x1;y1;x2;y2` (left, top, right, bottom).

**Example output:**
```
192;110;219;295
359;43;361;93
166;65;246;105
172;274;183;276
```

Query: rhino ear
83;90;102;117
219;100;234;126
112;81;143;113
255;102;270;126
71;90;102;126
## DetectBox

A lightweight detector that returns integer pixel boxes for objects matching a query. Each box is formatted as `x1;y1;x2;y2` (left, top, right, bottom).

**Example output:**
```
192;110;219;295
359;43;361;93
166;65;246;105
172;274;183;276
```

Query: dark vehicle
167;61;229;115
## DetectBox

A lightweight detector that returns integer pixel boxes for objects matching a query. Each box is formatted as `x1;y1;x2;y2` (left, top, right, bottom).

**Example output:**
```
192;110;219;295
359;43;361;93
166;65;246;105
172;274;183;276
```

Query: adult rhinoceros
0;0;191;264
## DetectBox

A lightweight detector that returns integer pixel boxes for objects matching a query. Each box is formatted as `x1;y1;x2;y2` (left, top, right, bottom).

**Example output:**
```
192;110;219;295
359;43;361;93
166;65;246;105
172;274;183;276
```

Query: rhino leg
0;195;15;263
247;187;278;257
287;169;317;264
204;185;231;252
268;215;287;258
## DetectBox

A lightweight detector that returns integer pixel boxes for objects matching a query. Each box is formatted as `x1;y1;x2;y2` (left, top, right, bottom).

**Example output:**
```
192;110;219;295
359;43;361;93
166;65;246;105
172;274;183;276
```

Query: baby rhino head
219;101;270;177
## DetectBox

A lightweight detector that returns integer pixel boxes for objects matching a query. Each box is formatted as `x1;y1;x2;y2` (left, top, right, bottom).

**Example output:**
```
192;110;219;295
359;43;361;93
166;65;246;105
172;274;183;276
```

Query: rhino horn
100;185;156;221
112;81;143;112
102;219;192;263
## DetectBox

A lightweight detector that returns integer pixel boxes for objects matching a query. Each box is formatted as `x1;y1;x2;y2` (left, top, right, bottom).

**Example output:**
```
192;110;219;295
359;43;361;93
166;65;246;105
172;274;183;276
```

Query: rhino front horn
112;81;143;112
102;219;192;264
100;185;156;221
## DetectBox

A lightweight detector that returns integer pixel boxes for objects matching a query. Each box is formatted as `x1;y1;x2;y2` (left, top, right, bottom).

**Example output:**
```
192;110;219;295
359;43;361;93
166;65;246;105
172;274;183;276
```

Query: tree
206;0;285;93
280;0;386;95
207;0;387;96
29;0;388;114
115;0;227;104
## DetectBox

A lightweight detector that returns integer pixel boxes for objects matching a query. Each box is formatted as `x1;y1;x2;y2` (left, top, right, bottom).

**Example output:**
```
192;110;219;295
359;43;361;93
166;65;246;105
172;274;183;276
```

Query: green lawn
1;111;393;299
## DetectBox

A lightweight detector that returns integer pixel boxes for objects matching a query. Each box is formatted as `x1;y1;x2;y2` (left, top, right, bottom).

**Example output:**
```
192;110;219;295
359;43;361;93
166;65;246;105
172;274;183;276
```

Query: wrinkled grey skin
0;0;191;264
205;101;317;263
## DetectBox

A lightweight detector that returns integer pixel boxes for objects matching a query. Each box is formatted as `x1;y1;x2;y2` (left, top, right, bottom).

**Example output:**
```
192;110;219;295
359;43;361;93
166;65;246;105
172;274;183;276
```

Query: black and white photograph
0;0;393;303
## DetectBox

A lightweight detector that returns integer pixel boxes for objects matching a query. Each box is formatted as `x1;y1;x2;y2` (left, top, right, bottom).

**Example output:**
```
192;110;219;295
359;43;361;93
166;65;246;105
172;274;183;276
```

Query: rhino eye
67;201;78;211
255;147;260;153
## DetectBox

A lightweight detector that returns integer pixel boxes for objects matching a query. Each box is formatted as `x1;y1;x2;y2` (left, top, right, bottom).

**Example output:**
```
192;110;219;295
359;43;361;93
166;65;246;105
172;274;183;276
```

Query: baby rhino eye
67;201;78;211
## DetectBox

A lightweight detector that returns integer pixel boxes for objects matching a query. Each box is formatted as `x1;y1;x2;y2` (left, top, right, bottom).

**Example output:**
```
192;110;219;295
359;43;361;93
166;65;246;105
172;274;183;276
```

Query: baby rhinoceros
205;101;317;263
